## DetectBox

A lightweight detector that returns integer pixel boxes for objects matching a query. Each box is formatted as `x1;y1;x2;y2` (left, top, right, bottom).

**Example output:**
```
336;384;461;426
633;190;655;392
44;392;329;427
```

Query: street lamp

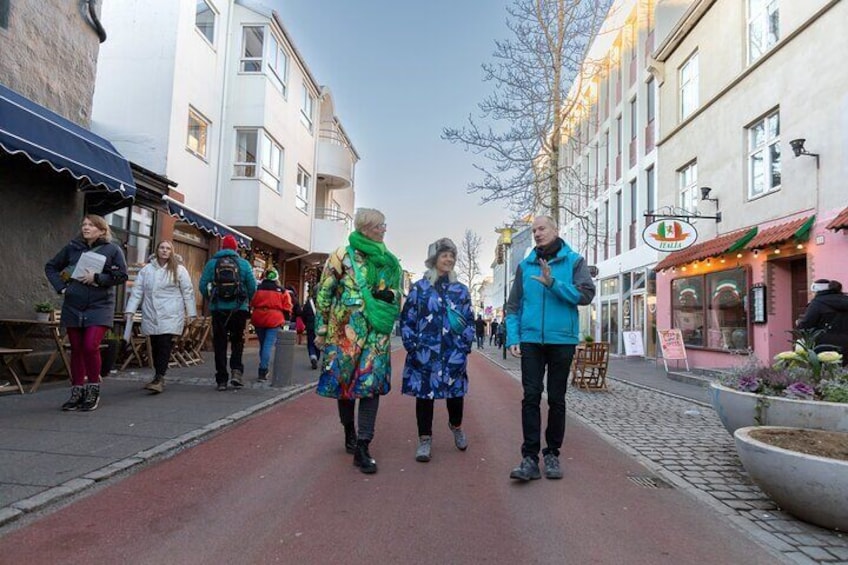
495;225;515;359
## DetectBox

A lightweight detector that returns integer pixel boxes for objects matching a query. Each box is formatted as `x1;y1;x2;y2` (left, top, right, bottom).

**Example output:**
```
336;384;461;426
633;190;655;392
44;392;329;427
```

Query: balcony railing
315;207;352;230
318;127;351;149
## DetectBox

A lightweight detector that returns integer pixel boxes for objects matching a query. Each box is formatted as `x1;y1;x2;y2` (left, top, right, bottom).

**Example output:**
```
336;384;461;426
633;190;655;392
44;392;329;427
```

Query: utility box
272;329;296;387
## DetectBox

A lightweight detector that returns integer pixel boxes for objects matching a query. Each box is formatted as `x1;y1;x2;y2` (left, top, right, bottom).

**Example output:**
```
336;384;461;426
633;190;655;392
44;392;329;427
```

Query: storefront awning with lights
654;227;757;271
826;207;848;232
743;215;814;250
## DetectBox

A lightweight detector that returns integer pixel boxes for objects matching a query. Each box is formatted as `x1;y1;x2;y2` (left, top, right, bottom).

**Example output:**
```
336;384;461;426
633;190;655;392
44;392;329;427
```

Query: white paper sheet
71;251;106;280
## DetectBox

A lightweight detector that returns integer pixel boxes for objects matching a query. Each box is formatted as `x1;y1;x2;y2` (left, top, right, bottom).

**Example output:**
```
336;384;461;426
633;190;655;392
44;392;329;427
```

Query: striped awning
654;227;757;271
745;215;814;249
826;207;848;232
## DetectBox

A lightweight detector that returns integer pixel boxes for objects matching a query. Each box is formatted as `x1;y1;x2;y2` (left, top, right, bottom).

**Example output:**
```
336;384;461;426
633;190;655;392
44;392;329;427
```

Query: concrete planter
708;382;848;435
734;426;848;531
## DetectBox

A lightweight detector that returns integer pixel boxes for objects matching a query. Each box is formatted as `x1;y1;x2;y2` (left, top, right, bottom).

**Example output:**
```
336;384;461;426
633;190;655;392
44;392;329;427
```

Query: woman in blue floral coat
400;238;475;462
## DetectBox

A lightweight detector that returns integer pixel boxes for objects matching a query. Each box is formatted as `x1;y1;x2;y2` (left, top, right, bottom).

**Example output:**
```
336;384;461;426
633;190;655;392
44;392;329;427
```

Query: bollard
272;328;296;387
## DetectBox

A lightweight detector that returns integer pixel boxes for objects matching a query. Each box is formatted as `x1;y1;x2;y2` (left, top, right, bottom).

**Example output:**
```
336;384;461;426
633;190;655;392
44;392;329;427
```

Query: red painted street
0;351;774;564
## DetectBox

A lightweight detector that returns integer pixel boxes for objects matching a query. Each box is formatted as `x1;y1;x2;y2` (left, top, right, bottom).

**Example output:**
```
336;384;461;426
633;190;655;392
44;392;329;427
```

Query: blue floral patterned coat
400;275;475;399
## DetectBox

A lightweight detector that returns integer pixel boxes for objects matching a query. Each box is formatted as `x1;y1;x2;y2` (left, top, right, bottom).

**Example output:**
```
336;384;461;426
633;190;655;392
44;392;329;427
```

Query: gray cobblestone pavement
476;347;848;564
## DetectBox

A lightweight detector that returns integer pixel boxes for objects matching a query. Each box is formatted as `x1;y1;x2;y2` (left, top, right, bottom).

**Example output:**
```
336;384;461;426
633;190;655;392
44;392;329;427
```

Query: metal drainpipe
85;0;107;43
213;3;235;221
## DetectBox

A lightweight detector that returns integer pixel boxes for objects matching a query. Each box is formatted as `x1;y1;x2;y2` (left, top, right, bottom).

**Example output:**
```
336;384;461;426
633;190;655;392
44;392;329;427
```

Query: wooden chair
0;347;32;394
119;314;152;370
571;341;610;391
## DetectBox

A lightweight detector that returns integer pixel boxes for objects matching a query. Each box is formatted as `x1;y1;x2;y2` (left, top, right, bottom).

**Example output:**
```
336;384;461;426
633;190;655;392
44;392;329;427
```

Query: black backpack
213;256;244;302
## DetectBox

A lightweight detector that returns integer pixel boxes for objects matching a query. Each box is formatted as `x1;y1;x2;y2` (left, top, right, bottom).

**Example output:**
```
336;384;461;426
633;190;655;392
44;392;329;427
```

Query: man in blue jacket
505;216;595;481
199;235;257;391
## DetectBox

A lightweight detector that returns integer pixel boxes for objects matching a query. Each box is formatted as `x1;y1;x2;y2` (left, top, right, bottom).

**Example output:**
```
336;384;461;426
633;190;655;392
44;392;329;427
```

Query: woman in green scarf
314;208;402;474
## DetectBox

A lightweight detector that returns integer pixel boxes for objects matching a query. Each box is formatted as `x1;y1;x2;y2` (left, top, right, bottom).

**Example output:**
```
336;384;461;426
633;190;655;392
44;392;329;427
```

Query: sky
271;0;513;279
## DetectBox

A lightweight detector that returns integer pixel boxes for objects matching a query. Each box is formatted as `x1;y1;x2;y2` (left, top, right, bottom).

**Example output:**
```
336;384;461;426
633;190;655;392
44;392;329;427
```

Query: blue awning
163;195;252;249
0;83;136;197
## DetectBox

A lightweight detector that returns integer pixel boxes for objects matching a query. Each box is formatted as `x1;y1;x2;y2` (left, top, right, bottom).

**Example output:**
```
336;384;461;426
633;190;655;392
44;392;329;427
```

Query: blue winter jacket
505;240;595;346
198;250;257;312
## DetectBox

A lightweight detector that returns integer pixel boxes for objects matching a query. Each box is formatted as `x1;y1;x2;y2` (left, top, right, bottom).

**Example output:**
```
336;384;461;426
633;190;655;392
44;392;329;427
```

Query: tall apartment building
651;0;848;368
92;0;358;294
559;0;660;356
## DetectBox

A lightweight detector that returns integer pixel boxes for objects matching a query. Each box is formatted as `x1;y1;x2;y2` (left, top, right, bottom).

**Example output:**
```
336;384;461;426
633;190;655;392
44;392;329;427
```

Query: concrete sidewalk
0;340;319;527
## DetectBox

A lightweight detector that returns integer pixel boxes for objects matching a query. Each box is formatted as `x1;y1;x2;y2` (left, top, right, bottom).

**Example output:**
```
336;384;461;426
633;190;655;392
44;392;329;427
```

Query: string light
774;248;781;255
796;243;804;250
706;258;712;266
681;266;687;272
753;249;760;257
736;253;743;258
720;258;726;264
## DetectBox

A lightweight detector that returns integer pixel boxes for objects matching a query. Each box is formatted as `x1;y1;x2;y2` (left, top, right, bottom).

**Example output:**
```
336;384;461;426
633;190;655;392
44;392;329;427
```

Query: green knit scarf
347;230;401;335
348;230;401;290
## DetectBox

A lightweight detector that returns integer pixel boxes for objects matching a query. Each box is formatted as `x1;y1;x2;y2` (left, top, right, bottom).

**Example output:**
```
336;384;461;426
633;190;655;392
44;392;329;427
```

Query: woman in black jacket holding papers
45;215;128;412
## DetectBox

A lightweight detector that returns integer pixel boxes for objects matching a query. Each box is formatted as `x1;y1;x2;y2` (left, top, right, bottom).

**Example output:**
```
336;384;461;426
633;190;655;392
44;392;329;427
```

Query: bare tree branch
456;229;483;289
443;0;613;230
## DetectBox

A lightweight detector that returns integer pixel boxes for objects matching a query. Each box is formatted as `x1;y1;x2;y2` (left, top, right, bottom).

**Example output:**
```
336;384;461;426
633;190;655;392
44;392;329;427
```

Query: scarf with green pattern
348;230;401;290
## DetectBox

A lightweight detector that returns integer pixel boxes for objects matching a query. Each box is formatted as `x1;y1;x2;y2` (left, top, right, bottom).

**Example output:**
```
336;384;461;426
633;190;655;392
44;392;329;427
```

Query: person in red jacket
250;269;292;381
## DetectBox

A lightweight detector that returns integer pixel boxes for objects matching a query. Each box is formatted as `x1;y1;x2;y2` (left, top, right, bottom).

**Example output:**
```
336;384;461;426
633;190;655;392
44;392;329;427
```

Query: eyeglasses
375;223;387;230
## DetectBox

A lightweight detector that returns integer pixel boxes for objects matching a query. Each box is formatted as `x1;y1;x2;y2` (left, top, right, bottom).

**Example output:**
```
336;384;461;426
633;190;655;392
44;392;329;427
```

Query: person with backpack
199;235;256;391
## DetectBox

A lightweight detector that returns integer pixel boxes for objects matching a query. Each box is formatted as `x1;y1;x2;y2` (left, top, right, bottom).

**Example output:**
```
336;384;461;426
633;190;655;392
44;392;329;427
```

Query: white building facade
92;0;358;292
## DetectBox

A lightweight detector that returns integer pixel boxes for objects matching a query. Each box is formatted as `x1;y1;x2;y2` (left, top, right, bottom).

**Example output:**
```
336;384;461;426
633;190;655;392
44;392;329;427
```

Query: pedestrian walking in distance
506;215;595;481
45;214;128;412
199;234;256;391
301;289;320;369
314;208;402;474
124;240;197;393
489;318;499;347
249;269;292;381
400;238;475;463
475;314;486;349
797;278;848;365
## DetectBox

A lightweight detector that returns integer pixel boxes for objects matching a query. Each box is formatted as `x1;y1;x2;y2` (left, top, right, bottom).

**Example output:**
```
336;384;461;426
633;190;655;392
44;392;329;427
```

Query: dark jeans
149;334;175;376
211;310;249;384
415;397;463;437
306;327;320;361
519;342;575;460
338;397;380;442
476;335;484;349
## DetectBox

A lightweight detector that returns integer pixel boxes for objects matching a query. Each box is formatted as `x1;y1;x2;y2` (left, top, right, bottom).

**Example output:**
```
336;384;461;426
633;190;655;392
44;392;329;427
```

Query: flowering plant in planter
718;329;848;403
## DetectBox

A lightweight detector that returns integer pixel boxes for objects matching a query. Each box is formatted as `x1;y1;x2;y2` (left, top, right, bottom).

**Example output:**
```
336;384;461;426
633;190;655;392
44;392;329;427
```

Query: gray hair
534;215;557;229
354;208;385;232
424;268;458;284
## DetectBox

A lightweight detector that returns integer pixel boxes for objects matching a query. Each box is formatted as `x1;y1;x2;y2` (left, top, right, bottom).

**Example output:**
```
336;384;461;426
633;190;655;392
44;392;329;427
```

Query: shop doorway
791;258;808;325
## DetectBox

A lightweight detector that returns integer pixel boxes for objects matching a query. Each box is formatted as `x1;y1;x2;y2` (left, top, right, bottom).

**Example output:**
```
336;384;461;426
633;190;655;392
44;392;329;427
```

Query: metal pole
502;244;509;359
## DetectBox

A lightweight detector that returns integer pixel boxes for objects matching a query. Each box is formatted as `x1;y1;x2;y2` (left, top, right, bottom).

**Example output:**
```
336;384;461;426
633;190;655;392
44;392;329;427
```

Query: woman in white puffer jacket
125;240;197;393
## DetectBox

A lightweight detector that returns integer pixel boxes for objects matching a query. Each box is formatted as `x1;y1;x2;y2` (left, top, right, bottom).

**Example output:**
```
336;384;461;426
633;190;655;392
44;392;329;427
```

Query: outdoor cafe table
0;318;71;393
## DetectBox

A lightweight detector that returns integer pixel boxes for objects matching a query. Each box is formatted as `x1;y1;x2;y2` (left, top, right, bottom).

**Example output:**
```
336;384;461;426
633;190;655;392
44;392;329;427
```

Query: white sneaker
416;436;432;462
449;424;468;451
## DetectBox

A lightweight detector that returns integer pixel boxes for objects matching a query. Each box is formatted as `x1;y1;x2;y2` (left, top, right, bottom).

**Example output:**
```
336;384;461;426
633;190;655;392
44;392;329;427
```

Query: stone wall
0;0;101;126
0;153;83;319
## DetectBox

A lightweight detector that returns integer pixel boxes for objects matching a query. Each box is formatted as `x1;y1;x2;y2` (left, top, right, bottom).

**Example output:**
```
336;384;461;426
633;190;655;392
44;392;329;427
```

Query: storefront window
105;205;156;309
671;268;749;350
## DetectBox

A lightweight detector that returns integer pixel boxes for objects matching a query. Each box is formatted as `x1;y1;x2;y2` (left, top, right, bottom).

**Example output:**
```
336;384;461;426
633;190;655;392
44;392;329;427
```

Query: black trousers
149;334;175;376
337;397;380;442
211;310;249;383
415;397;463;437
519;343;575;460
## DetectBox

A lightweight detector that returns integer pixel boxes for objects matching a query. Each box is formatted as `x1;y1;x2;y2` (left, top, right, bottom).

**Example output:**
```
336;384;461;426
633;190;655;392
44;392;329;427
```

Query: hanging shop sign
642;219;698;252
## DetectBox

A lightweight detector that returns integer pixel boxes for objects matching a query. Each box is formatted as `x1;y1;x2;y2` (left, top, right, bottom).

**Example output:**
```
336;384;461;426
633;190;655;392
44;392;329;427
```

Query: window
241;26;264;72
679;52;699;119
234;129;283;191
267;32;289;96
679;161;698;213
301;84;315;130
104;205;156;309
748;111;781;198
0;0;9;29
672;269;749;350
629;179;638;224
260;132;283;190
195;0;215;45
186;107;209;159
748;0;779;63
296;167;310;212
646;166;655;213
646;77;655;123
629;99;637;140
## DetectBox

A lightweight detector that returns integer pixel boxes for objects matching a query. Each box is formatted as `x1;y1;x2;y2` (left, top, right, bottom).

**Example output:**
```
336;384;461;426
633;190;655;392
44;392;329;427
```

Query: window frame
296;167;311;213
679;51;699;119
195;0;216;46
671;268;750;351
240;25;264;73
747;0;779;64
186;106;210;160
300;84;315;131
678;161;698;213
233;128;284;193
747;110;781;199
266;31;289;97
